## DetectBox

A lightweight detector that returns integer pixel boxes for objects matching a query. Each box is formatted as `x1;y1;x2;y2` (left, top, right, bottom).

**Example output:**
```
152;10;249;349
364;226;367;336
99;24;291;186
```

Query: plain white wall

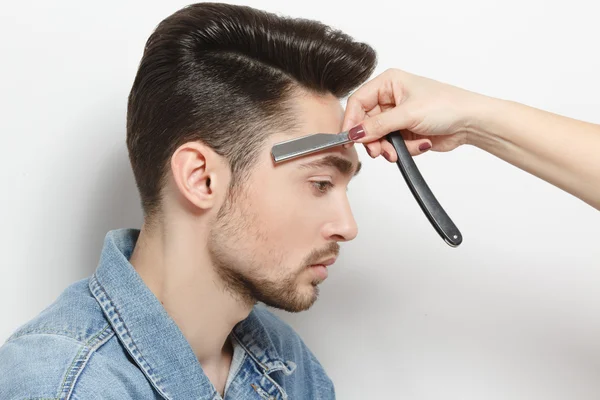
1;0;599;398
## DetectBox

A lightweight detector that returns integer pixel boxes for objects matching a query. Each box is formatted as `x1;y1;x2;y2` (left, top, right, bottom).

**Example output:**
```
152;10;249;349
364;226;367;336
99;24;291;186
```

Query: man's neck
129;222;253;369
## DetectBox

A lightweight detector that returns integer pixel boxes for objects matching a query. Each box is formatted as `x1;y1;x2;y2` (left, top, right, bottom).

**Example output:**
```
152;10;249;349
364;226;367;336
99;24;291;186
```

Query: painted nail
419;143;432;152
349;124;366;141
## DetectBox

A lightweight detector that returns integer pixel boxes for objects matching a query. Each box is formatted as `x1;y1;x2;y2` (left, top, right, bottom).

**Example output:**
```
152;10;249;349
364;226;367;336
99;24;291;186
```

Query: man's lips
309;257;337;267
308;257;336;281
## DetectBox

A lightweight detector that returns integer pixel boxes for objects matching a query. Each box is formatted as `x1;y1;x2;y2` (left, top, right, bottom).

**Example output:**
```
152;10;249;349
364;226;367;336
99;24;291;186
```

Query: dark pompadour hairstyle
126;2;377;220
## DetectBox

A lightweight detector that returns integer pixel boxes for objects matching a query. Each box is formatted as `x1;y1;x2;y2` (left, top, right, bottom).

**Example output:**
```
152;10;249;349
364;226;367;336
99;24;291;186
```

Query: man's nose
321;199;358;242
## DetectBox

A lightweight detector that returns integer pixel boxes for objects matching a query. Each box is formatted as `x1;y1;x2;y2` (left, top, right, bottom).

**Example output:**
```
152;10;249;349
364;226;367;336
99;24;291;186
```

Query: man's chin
262;285;319;313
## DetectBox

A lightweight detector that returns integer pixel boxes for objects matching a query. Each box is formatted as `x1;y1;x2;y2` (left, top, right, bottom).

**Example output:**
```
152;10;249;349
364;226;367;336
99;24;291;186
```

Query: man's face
208;92;361;312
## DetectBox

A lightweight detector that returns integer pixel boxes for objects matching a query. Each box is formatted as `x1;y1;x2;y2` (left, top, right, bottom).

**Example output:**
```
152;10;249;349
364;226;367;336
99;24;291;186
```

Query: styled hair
126;2;377;220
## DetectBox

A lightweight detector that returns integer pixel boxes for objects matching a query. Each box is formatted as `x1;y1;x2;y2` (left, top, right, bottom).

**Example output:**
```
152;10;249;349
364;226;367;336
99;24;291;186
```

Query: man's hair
126;2;377;221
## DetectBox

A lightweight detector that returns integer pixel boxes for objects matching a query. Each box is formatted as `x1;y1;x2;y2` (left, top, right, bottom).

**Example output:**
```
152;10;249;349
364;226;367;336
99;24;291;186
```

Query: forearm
467;96;600;210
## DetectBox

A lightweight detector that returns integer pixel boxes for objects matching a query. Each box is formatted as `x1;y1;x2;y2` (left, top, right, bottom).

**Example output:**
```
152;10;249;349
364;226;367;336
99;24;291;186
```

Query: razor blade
271;130;463;247
271;131;352;163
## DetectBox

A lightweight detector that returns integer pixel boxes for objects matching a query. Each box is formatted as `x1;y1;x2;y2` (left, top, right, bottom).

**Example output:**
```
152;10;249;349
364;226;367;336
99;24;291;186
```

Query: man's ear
170;141;227;211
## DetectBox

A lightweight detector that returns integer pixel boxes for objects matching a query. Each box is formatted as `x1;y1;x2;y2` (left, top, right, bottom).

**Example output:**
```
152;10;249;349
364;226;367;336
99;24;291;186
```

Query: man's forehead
288;91;345;133
264;91;358;173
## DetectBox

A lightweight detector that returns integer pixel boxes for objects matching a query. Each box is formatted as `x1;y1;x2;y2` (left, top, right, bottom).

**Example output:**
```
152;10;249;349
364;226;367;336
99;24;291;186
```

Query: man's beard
207;187;339;313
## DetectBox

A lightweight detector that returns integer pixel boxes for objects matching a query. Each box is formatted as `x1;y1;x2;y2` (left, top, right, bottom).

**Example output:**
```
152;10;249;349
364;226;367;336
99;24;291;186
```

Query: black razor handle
386;131;462;247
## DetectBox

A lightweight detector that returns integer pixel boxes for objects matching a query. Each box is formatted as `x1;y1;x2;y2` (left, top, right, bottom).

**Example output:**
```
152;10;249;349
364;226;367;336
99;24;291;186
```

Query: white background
1;1;599;398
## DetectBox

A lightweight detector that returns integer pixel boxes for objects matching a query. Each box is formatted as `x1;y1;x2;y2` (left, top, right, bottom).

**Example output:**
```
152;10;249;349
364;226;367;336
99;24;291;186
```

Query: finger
380;136;432;162
342;106;381;136
343;92;398;132
349;105;414;143
342;103;366;133
366;104;383;118
363;103;396;119
342;70;404;131
379;140;397;162
404;139;432;156
364;141;381;158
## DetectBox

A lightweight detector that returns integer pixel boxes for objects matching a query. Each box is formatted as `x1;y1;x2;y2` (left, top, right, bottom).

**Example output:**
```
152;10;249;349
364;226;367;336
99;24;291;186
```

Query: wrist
464;93;508;149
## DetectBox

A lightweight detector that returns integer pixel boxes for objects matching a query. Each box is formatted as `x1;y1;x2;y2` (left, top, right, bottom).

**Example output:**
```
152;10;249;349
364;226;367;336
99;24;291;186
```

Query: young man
0;3;375;399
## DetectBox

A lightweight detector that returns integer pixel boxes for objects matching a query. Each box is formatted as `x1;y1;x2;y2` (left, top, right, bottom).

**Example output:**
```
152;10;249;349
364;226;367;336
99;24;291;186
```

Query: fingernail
349;124;366;141
382;151;390;159
419;143;432;152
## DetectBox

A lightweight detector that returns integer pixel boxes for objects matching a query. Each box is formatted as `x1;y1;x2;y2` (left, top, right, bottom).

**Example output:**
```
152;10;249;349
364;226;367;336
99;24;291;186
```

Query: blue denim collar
89;228;293;399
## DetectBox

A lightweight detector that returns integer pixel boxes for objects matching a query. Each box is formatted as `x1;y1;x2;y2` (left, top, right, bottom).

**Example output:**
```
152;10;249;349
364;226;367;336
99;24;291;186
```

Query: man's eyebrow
298;155;362;177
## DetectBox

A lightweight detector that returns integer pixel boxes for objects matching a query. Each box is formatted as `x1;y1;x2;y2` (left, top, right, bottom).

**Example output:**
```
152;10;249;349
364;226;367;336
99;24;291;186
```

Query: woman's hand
342;68;487;162
343;68;600;210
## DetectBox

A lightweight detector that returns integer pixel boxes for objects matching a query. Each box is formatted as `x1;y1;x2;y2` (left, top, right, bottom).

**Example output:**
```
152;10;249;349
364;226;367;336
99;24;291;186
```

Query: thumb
348;106;414;143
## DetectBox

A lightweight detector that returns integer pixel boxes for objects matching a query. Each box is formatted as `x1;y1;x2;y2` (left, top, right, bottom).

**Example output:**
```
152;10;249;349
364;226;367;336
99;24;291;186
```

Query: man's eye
311;181;334;194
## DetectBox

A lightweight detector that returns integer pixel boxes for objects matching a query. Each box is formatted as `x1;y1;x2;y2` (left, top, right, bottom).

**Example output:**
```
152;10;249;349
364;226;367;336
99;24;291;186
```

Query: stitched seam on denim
57;327;108;395
9;329;90;343
25;398;60;400
250;383;271;399
232;332;288;400
6;332;90;348
231;331;292;376
89;273;170;400
58;324;114;400
231;331;269;372
261;372;288;400
69;326;114;394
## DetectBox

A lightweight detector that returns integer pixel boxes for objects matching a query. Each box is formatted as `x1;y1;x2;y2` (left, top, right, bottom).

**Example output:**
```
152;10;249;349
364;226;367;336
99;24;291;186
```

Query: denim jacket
0;229;334;399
